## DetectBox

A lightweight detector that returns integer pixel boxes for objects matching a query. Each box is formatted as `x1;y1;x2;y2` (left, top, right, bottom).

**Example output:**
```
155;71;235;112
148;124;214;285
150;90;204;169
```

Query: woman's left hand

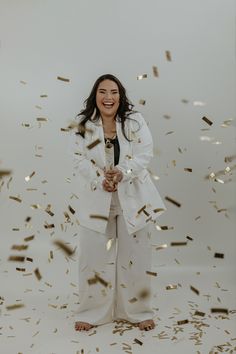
104;167;123;183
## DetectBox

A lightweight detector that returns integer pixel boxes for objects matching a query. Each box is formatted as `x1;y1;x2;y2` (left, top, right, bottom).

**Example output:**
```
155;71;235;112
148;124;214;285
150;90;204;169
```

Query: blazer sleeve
115;112;153;182
68;118;105;191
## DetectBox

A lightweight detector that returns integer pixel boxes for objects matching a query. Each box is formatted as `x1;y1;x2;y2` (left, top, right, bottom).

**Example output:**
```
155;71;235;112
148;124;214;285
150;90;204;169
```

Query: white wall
0;0;235;268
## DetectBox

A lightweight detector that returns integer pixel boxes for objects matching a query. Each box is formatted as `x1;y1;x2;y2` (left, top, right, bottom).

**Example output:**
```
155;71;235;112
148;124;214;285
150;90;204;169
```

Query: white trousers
75;191;154;325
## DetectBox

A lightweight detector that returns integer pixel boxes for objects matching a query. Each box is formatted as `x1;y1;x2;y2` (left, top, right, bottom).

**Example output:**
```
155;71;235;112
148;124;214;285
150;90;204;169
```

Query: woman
70;74;166;332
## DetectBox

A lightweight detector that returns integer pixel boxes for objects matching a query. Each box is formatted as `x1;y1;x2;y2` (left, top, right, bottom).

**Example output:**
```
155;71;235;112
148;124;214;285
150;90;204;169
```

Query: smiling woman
71;73;167;332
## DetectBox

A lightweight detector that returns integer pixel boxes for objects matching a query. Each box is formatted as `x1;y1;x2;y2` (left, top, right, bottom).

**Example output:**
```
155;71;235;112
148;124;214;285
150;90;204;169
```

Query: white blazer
69;112;167;235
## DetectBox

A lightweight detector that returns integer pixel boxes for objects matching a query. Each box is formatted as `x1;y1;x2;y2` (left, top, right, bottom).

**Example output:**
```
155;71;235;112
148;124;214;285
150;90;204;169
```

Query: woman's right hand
102;179;117;192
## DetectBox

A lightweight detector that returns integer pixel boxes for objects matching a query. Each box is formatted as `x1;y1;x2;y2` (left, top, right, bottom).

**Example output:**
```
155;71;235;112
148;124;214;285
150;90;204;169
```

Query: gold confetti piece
95;273;108;287
34;268;42;280
6;303;25;310
152;66;159;77
184;168;192;172
137;74;147;80
25;171;35;182
50;250;53;259
20;80;27;84
202;116;213;126
86;138;102;150
57;76;70;82
45;204;54;216
25;216;31;223
165;50;172;61
146;271;157;277
165;130;174;135
139;99;146;105
53;239;75;256
163;114;171;119
11;244;28;251
12;228;20;231
44;222;55;229
21;123;31;127
40;94;48;97
0;169;12;177
156;243;168;250
26;257;33;262
9;196;22;203
166;285;178;290
171;242;187;246
211;308;228;314
138;288;150;300
8;256;25;262
36;117;48;122
177;319;189;325
190;285;200;295
106;239;113;251
24;235;35;242
16;267;26;272
30;204;42;209
155;225;173;231
134;338;143;345
181;99;189;103
68;205;75;214
193;101;206;106
186;235;193;241
214;252;224;259
129;297;138;303
89;214;108;221
194;310;205;317
165;196;181;207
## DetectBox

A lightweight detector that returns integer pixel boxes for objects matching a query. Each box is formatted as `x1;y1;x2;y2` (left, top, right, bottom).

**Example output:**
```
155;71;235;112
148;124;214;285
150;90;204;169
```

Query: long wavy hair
76;74;139;142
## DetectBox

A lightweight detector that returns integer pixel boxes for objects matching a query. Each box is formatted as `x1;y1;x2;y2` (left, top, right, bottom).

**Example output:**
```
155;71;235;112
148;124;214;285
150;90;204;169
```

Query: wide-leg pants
75;191;154;325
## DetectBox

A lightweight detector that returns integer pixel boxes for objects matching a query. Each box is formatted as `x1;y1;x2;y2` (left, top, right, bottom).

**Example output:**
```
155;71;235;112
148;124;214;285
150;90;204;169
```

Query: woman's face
96;79;120;120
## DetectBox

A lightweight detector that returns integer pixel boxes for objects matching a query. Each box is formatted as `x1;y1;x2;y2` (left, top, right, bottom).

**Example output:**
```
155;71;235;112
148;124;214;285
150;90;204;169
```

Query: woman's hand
102;179;117;192
104;167;123;184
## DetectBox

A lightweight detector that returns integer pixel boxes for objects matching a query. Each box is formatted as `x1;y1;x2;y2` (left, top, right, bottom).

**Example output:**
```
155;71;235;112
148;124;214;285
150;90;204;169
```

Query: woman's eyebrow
98;88;118;92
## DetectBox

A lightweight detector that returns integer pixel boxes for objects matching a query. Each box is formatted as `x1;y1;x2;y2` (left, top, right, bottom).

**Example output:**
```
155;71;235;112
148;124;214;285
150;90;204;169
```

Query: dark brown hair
76;74;139;142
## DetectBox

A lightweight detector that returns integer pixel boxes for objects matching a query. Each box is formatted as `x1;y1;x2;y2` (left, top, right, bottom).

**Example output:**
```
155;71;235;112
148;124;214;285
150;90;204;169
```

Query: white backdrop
0;1;235;353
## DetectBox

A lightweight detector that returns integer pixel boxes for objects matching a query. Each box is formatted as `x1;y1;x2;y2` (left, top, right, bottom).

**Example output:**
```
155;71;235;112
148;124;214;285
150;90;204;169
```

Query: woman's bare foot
74;321;94;331
138;319;155;331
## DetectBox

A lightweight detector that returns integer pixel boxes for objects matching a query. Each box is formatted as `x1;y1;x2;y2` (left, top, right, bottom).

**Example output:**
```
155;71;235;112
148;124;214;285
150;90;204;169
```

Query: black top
104;136;120;166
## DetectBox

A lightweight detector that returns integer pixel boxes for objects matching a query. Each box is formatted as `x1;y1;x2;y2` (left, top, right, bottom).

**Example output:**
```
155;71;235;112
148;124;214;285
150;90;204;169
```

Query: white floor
1;232;236;354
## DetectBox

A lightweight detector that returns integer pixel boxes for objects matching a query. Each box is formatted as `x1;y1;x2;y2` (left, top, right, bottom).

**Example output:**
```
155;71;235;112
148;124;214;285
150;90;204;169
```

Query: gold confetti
57;76;70;82
36;117;48;122
26;257;33;262
155;243;168;250
45;204;54;216
89;214;108;221
134;338;143;345
86;138;102;150
9;196;22;203
166;285;177;290
129;297;138;303
165;196;181;207
53;240;75;256
194;310;205;317
190;285;200;295
24;235;35;242
171;242;187;246
68;205;75;214
137;74;147;80
20;80;27;84
139;99;146;105
11;245;28;251
12;228;20;231
34;268;42;281
16;267;26;272
202;116;213;126
95;273;108;287
186;235;193;241
153;208;165;213
214;252;224;259
50;250;53;259
146;271;157;277
138;288;150;300
184;168;192;172
181;99;189;103
165;50;172;61
152;66;159;77
6;303;25;310
0;169;12;177
44;222;55;229
25;171;35;182
177;319;189;325
211;308;228;314
8;256;25;262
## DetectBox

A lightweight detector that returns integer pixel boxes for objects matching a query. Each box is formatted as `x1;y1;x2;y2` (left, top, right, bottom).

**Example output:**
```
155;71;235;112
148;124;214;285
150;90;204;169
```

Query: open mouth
103;102;114;108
